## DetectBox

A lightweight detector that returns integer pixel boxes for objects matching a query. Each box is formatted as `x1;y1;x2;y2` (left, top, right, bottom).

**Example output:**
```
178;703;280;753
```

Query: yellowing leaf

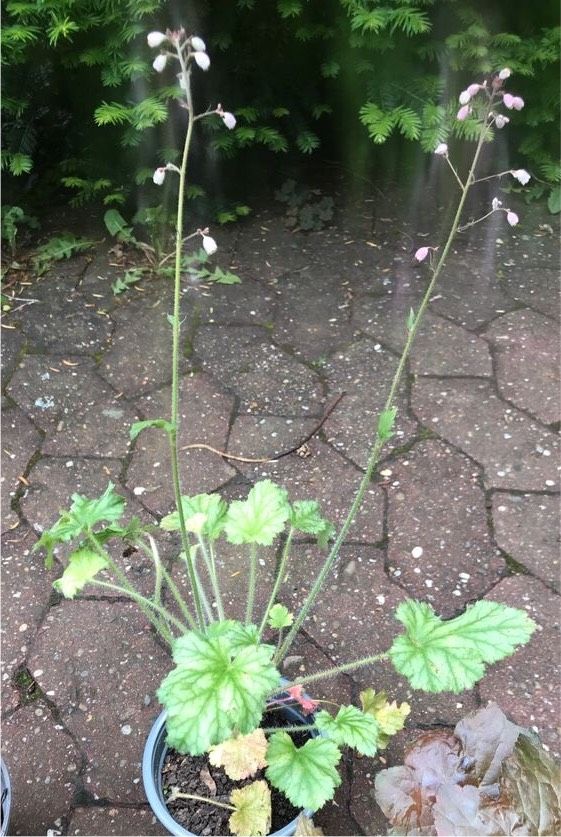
229;780;271;837
294;815;324;835
360;688;410;748
209;729;268;781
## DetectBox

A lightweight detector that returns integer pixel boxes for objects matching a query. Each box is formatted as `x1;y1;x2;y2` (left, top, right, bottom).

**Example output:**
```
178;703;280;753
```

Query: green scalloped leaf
315;706;380;756
160;493;227;540
266;732;341;810
130;419;173;441
389;600;536;693
225;481;289;546
158;626;281;755
268;603;294;630
53;548;108;598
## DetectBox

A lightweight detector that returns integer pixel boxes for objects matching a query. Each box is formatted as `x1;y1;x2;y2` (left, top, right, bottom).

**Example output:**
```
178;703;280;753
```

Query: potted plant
35;30;538;836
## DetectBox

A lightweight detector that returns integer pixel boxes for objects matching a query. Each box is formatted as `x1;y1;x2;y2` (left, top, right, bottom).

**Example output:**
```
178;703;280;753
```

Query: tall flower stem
168;44;205;628
258;528;294;641
277;108;493;663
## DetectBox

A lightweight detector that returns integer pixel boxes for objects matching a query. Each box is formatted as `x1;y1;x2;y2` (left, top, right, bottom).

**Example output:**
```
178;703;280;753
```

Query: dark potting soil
161;712;307;835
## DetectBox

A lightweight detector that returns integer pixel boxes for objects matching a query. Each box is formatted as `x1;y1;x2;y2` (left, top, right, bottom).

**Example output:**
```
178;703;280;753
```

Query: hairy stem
258;527;294;640
246;543;258;625
280;652;389;692
90;580;188;638
277;108;493;662
168;45;206;628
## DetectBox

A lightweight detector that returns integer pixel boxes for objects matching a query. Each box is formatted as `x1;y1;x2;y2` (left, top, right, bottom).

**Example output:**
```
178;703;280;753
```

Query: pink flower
494;114;510;129
511;169;531;185
153;167;166;185
434;143;448;156
152;54;167;73
201;233;218;255
193;51;210;71
503;94;524;111
466;83;481;97
498;68;511;80
414;246;430;262
147;31;167;48
286;685;319;715
459;90;471;105
507;211;519;227
190;35;206;52
457;105;471;121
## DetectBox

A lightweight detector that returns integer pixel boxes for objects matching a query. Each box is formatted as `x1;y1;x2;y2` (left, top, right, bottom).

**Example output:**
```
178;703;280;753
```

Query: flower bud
503;93;515;109
152;54;167;73
511;96;525;111
190;35;206;52
221;111;237;130
494;114;510;129
202;234;218;255
153;167;166;185
511;169;531;185
193;51;210;71
492;197;502;211
414;246;429;262
466;83;481;98
498;68;511;80
434;143;448;156
507;210;519;227
459;90;471;105
457;104;471;121
147;31;167;48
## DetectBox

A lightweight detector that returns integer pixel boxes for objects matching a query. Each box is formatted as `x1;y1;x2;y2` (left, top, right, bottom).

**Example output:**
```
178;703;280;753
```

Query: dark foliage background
2;0;559;221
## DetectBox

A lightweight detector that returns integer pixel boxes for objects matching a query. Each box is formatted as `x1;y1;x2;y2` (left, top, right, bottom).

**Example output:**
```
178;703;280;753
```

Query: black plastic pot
143;703;315;837
1;759;11;837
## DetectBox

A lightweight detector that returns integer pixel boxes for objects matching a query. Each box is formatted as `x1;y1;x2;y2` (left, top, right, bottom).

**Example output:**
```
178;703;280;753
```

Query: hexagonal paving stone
126;374;235;516
386;440;503;615
413;379;560;491
430;260;517;329
194;325;323;415
492;493;560;591
99;301;191;397
18;288;112;354
1;526;57;684
7;355;138;457
323;339;417;468
68;806;168;835
233;438;385;543
186;277;275;326
28;599;170;802
486;309;560;424
354;299;492;377
481;576;561;759
1;405;42;532
228;415;318;461
2;703;79;836
0;326;24;385
501;266;561;319
273;270;353;361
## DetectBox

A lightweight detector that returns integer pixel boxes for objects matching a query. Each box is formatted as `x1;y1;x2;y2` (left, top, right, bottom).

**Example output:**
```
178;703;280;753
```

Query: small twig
180;393;345;462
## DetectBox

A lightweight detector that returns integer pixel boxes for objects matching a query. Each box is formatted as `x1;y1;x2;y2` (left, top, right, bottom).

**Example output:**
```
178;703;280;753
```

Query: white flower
499;67;511;80
511;169;531;185
507;210;519;227
434;143;448;156
414;246;429;262
147;31;167;48
193;51;210;71
152;54;167;73
202;234;218;255
466;83;481;97
492;197;502;211
153;167;166;185
494;114;510;129
190;36;206;52
459;90;471;105
221;111;237;130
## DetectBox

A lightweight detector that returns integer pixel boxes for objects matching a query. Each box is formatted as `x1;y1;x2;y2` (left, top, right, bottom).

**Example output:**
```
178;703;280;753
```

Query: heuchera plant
35;30;537;836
